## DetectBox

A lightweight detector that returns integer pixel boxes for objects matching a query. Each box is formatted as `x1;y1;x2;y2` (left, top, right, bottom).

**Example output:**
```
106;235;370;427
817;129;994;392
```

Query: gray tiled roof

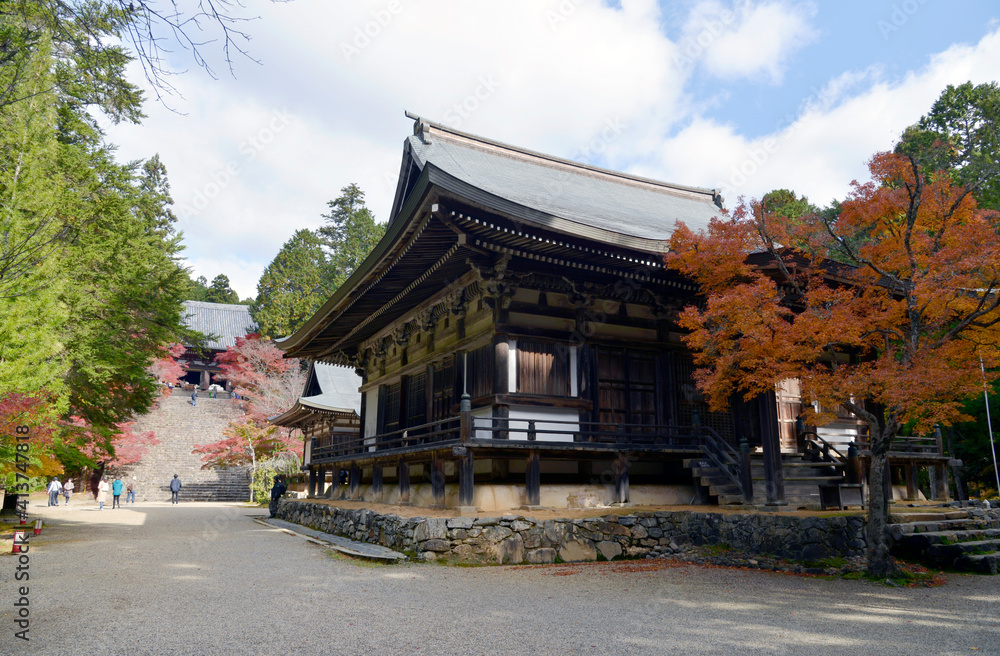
181;301;257;350
401;118;724;242
301;363;362;415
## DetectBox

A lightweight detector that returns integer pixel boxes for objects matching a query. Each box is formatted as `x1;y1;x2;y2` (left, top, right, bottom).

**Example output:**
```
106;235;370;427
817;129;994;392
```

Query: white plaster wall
471;406;493;440
340;482;696;511
508;406;579;442
364;388;379;451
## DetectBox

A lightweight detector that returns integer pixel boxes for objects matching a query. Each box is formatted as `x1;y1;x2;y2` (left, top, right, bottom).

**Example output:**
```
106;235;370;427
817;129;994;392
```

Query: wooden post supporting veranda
524;421;541;508
398;462;411;505
372;466;383;502
308;466;318;497
614;452;630;505
457;394;476;509
349;464;361;500
431;453;446;508
905;465;918;501
758;391;785;505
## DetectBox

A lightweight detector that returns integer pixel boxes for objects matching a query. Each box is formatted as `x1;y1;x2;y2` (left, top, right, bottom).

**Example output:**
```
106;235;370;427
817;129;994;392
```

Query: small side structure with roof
179;300;257;390
271;362;362;493
274;114;951;512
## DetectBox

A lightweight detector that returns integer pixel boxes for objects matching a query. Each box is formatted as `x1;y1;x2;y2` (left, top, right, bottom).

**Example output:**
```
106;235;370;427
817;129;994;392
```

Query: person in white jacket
47;478;62;506
97;478;109;510
63;478;74;505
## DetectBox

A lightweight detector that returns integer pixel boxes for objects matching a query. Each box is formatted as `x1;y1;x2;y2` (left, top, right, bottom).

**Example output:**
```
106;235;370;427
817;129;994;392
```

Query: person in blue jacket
111;477;124;509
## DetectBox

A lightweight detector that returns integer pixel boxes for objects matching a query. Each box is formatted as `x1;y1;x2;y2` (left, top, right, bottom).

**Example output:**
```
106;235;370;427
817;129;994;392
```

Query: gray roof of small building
301;363;362;415
397;116;724;242
181;301;257;350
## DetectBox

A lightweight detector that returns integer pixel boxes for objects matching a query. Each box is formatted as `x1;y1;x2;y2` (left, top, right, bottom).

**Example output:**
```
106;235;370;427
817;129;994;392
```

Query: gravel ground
2;498;999;656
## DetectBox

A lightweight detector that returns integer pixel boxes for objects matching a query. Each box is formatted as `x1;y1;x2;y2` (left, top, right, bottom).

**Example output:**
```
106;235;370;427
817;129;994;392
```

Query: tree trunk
865;444;898;578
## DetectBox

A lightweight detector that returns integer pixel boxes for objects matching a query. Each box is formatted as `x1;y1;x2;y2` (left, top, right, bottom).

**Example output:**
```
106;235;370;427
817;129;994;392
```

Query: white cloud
679;0;819;83
101;1;999;300
640;27;1000;209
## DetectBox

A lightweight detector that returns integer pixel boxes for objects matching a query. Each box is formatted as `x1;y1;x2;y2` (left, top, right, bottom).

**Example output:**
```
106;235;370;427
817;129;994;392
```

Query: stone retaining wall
277;500;866;565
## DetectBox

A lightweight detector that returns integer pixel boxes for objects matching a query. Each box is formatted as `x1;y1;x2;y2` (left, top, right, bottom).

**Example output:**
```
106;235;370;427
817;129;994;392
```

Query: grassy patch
800;556;847;569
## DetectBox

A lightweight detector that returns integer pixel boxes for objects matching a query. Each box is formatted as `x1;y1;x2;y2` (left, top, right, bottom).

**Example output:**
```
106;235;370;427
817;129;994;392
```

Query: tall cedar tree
204;273;241;304
666;151;1000;577
251;229;334;339
318;183;386;290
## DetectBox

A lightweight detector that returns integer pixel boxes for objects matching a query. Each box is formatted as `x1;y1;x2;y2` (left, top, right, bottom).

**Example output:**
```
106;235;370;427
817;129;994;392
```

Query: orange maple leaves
665;151;1000;433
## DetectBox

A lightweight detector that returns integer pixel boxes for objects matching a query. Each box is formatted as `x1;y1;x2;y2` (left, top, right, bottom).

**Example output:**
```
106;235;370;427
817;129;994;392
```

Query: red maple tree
666;151;1000;577
194;334;304;471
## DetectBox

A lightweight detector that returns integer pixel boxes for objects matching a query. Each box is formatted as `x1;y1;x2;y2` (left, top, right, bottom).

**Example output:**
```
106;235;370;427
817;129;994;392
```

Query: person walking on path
126;477;136;505
170;474;182;504
112;477;124;509
269;475;288;518
191;388;198;407
47;478;62;506
63;478;74;505
97;478;109;510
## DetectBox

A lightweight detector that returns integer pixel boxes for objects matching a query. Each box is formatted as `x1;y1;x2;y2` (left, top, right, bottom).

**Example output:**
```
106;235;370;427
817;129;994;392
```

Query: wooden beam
758;390;785;505
349;464;361;500
525;450;540;507
458;451;475;507
615;452;630;504
431;453;446;508
398;462;410;504
372;466;383;502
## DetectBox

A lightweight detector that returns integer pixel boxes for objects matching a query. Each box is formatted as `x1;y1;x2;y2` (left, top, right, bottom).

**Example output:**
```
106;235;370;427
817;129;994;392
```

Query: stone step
954;552;1000;574
895;528;1000;552
717;494;745;505
892;517;997;535
927;539;1000;563
752;474;845;483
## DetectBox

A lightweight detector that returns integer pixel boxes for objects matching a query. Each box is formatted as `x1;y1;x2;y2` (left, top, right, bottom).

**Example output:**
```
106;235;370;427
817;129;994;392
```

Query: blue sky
104;1;1000;299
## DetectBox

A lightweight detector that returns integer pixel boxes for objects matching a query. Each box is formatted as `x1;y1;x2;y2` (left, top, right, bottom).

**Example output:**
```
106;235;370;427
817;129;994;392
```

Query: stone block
421;539;452;552
447;517;474;530
511;519;533;532
497;534;524;565
482;526;513;544
559;538;597;563
596;540;622;561
413;518;448;541
526;548;557;564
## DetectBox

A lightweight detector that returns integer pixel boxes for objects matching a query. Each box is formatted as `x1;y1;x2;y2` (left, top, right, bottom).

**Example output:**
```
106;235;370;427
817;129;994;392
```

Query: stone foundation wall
277;500;866;565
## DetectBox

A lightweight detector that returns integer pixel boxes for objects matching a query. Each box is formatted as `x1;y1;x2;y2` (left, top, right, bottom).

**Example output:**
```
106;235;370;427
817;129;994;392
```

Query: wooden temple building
179;300;256;390
274;114;953;511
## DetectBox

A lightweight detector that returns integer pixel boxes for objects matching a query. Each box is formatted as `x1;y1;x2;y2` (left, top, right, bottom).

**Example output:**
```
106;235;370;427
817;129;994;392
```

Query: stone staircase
889;505;1000;574
119;392;250;502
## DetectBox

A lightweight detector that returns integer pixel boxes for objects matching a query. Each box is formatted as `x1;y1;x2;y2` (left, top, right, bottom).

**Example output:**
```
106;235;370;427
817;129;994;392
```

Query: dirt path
1;497;998;655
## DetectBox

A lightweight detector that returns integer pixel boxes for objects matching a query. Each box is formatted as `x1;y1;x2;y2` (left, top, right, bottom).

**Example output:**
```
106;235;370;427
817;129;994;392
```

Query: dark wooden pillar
308;467;318;497
458;450;475;508
493;334;509;439
398;462;410;504
758;391;784;504
199;369;210;390
431;453;446;508
739;437;754;505
372;466;383;502
905;465;918;500
349;464;360;500
525;450;540;507
935;464;950;501
614;452;630;504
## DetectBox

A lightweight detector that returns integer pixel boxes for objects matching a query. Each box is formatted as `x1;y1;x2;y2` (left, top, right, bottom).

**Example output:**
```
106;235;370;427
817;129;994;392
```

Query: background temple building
179;300;256;390
274;115;951;512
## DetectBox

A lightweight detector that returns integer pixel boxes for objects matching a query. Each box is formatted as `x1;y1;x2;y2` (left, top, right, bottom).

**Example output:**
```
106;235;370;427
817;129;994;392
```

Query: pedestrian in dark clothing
269;475;287;518
170;474;182;504
191;389;197;407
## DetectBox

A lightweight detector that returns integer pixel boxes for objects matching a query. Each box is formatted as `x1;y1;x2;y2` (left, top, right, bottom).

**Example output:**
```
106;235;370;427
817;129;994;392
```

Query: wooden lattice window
517;340;570;396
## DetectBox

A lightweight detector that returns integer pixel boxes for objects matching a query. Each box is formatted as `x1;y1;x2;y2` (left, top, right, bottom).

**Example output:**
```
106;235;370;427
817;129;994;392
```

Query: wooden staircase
889;507;1000;574
683;456;744;505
